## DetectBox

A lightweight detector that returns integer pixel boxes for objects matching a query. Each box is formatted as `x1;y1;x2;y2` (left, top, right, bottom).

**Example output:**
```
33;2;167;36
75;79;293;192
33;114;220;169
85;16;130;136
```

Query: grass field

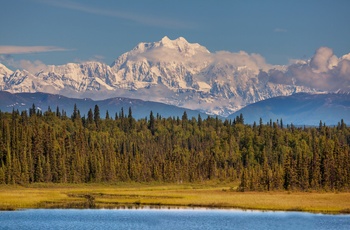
1;182;350;214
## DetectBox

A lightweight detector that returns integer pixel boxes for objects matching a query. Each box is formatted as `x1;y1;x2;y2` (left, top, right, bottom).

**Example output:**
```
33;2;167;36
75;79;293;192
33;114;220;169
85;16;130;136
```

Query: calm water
0;208;349;230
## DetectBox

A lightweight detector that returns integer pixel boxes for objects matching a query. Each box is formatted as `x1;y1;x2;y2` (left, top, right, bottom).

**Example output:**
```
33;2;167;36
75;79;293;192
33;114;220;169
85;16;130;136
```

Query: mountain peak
0;63;14;76
160;36;172;44
114;36;210;66
159;36;187;48
176;36;187;42
157;36;210;55
160;36;188;46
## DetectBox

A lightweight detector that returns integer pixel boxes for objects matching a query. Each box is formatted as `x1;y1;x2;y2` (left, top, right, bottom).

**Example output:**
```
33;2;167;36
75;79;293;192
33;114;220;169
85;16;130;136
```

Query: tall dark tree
149;111;155;135
94;105;101;129
128;107;135;130
71;104;80;122
29;104;36;117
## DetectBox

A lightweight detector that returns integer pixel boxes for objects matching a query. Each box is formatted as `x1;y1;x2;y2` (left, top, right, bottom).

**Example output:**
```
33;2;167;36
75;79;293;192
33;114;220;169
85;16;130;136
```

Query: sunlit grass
1;183;350;213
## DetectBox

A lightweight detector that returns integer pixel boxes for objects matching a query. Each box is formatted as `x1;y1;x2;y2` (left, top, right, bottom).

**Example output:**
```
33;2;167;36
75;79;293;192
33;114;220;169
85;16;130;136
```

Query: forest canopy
0;105;349;191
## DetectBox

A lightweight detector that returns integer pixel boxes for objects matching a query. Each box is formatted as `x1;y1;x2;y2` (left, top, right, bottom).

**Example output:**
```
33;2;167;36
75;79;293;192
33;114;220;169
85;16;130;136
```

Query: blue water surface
0;208;349;230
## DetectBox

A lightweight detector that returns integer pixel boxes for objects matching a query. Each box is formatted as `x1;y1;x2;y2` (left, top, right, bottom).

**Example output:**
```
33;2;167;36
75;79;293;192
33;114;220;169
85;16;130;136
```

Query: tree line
0;104;349;191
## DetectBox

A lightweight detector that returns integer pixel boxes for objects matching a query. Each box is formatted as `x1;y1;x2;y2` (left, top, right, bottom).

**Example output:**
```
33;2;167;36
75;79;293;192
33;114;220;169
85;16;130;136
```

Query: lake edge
1;183;350;214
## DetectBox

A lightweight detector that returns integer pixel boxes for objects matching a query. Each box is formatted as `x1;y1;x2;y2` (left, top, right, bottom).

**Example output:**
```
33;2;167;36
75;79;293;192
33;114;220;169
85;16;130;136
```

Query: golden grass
1;183;350;214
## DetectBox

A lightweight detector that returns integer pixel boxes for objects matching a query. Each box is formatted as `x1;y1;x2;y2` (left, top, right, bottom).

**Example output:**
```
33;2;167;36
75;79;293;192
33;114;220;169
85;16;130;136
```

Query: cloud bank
212;51;272;74
0;45;70;73
267;47;350;92
0;55;48;73
0;46;68;54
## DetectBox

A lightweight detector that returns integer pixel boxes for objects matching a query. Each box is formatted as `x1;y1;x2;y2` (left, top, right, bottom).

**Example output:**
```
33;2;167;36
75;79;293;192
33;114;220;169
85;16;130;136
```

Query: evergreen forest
0;104;350;192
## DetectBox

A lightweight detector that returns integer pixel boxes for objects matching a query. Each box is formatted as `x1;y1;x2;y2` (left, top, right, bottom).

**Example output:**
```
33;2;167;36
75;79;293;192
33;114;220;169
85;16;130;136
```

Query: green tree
94;105;101;130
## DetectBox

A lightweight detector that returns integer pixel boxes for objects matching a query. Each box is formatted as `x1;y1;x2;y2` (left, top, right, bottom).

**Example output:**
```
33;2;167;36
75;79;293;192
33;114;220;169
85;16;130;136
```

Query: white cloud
267;47;350;92
211;51;273;74
0;45;71;72
0;46;68;55
310;47;338;73
74;55;106;63
0;55;48;73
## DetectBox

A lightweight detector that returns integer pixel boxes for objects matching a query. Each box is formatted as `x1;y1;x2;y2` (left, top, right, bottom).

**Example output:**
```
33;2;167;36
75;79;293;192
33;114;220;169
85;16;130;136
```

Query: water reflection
0;209;349;230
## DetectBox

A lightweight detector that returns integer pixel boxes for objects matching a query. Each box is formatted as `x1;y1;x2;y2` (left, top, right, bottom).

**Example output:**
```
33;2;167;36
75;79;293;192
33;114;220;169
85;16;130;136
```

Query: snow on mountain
111;36;211;89
36;62;117;92
0;63;13;77
2;68;56;93
0;36;318;116
109;36;316;115
0;63;14;90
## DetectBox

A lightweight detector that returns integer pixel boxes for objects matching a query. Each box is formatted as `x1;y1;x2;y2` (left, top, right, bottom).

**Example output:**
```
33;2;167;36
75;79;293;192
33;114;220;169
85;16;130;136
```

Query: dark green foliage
148;111;155;135
0;107;349;191
94;105;101;130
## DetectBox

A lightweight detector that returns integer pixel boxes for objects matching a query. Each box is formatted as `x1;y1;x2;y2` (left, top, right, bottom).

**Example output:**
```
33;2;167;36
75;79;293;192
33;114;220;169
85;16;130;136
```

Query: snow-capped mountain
0;63;13;90
0;36;317;116
37;62;117;92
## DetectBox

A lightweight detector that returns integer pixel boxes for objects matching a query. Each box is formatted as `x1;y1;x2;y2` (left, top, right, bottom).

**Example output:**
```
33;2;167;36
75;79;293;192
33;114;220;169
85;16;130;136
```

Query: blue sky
1;0;350;69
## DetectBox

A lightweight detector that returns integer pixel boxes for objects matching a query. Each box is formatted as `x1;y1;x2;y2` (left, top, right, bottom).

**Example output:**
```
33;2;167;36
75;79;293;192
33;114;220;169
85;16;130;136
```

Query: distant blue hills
1;91;349;125
229;93;350;126
0;91;207;120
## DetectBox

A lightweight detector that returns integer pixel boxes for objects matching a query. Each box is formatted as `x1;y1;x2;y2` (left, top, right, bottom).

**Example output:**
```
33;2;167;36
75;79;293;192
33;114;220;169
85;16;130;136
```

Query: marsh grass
1;183;350;214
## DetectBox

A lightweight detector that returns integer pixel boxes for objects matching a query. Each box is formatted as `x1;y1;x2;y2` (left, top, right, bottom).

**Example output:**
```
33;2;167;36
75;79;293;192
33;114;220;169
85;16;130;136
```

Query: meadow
1;182;350;214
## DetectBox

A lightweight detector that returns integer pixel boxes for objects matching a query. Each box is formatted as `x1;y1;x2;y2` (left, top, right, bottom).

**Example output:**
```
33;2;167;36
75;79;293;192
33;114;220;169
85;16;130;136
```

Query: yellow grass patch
1;183;350;214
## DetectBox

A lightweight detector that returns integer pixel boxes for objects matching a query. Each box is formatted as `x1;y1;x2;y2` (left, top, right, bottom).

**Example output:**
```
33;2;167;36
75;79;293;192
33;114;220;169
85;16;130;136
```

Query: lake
0;208;349;230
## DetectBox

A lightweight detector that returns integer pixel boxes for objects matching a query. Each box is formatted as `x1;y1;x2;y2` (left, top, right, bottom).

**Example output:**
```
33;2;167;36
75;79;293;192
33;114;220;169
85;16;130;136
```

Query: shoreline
3;206;350;215
1;183;350;214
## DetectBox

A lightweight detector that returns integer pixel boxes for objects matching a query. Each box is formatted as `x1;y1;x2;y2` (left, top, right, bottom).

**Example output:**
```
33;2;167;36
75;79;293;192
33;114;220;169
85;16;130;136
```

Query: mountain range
229;92;350;125
0;36;317;117
0;91;209;120
1;90;349;126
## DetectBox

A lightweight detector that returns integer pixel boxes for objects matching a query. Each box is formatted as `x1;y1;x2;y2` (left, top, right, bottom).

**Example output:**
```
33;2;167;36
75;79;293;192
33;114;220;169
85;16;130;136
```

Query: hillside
0;91;206;119
229;93;350;125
